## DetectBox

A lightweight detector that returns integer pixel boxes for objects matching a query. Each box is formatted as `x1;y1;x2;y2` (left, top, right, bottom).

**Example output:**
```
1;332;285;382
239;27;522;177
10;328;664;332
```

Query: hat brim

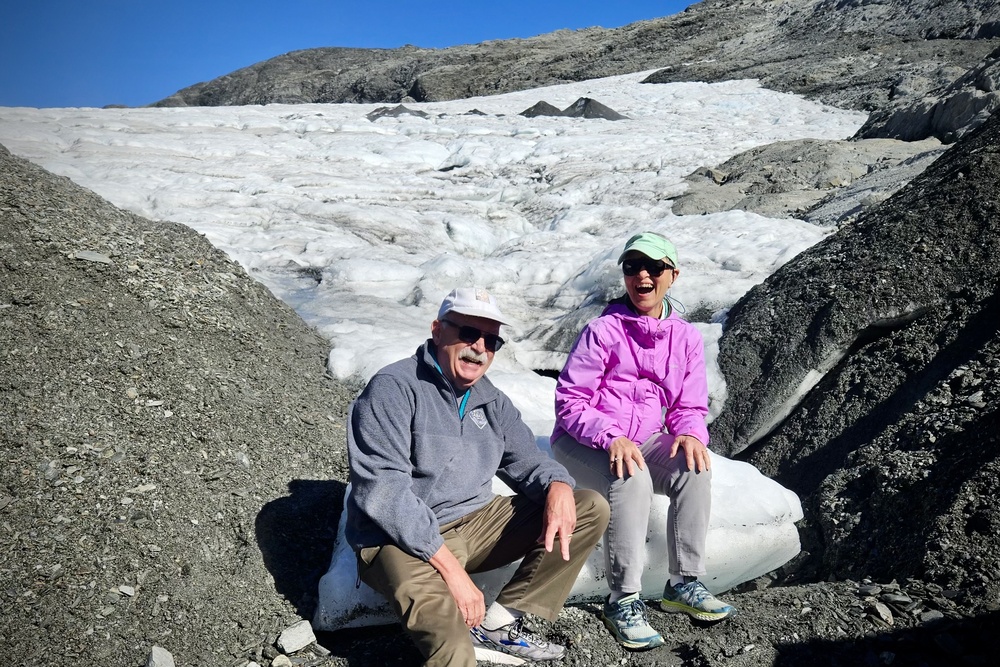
617;242;674;265
443;306;512;326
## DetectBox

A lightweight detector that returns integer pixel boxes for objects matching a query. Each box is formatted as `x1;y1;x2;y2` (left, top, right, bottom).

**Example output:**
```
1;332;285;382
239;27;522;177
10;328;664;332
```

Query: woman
551;232;734;650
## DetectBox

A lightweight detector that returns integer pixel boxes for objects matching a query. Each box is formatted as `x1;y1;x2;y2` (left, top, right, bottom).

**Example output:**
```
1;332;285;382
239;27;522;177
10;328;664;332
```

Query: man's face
431;312;501;392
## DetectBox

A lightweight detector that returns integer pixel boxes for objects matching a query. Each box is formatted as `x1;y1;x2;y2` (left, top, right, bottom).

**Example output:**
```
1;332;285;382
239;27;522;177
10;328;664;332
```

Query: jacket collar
602;298;675;344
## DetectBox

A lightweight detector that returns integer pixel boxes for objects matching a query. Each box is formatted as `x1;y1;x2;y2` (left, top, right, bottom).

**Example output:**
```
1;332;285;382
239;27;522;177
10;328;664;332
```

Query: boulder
858;45;1000;142
710;109;1000;592
671;137;946;223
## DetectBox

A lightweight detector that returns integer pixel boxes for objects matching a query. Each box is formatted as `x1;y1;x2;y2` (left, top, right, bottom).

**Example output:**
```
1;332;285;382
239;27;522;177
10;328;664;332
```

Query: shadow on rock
316;625;422;666
773;610;1000;667
257;479;346;619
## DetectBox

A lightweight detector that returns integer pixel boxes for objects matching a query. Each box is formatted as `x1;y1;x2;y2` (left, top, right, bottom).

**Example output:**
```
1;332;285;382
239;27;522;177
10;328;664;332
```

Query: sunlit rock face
710;112;1000;594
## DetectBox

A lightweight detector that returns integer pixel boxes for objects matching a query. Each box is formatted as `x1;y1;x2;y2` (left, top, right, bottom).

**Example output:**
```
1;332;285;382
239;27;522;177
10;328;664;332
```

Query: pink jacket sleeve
553;324;621;450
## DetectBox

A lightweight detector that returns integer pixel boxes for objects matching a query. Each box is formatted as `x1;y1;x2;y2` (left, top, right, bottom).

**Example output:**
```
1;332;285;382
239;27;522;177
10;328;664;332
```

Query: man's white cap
437;287;512;326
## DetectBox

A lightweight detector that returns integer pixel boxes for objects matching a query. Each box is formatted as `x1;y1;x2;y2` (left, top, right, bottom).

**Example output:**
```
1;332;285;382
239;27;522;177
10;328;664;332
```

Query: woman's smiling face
622;250;679;317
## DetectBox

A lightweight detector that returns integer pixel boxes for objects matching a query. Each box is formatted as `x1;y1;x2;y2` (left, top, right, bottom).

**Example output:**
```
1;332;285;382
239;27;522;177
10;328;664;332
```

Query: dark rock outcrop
709;110;1000;596
519;97;626;119
365;104;430;121
519;100;566;118
857;44;1000;143
642;0;1000;121
561;97;627;120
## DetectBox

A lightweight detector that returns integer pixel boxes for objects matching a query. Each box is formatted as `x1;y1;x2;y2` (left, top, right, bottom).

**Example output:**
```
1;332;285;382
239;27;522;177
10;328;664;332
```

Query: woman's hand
608;436;645;479
670;434;711;473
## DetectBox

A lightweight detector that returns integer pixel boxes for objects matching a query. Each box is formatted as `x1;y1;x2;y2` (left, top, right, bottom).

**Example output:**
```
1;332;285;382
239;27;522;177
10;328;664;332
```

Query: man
346;287;610;666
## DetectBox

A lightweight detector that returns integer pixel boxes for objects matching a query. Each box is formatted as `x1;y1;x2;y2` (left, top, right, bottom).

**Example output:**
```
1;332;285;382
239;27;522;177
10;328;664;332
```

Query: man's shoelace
506;617;551;646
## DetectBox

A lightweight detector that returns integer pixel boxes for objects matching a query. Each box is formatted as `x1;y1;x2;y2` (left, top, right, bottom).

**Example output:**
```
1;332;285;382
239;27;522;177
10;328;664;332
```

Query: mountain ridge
153;0;999;136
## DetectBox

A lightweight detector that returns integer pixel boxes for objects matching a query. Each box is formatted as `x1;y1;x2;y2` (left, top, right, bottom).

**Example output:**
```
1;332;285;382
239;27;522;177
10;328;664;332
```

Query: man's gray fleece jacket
345;341;575;561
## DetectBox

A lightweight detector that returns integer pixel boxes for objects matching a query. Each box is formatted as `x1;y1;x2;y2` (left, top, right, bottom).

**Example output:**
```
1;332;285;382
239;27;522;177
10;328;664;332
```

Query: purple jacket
551;300;710;450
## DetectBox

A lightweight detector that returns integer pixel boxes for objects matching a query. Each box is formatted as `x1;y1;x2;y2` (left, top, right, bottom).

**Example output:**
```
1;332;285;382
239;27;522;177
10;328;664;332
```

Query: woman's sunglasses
440;319;506;352
622;258;674;277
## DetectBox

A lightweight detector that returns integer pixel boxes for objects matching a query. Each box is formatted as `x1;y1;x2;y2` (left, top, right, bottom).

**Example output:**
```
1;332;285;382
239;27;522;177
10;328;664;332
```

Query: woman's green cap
617;232;678;267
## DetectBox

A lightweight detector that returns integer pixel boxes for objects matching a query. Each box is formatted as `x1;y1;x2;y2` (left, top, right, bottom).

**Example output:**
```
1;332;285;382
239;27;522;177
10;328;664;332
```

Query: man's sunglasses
622;258;675;277
440;319;506;352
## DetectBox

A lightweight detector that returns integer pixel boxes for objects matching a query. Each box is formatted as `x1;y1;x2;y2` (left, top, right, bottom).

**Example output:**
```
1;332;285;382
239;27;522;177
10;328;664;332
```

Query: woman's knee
611;466;654;500
675;466;712;500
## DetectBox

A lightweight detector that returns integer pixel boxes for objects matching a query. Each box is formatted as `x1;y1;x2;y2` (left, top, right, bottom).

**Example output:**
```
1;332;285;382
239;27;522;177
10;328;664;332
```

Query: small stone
119;585;135;597
42;459;62;482
921;610;945;622
276;619;316;654
145;646;175;667
966;391;986;408
871;601;894;625
73;250;113;265
270;656;292;667
881;593;912;606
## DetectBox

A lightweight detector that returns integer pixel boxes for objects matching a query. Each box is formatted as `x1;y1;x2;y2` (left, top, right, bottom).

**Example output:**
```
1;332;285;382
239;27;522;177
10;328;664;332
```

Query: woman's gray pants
551;431;712;595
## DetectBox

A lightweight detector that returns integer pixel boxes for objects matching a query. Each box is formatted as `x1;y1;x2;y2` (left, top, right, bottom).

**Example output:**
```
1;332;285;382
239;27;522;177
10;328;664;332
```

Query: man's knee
384;573;475;666
574;488;610;538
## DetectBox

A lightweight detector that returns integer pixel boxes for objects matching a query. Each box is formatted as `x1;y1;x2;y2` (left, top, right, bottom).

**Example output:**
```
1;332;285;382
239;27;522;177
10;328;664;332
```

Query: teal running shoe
660;581;735;622
600;592;666;650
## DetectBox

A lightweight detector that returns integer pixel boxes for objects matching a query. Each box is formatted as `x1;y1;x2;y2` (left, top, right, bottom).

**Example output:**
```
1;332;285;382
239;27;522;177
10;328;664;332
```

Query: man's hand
539;481;577;561
670;434;711;473
429;544;485;628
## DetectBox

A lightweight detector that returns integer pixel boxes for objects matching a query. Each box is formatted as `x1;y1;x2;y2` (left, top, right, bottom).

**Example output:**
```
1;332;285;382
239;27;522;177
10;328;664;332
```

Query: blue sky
1;1;693;109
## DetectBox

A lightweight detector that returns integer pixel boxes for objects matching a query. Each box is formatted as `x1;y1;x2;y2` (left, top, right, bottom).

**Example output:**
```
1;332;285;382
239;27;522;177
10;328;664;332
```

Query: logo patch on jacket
469;408;488;429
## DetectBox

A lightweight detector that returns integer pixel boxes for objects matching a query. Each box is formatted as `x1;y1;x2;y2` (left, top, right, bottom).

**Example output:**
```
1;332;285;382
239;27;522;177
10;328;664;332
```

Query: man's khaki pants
357;490;609;667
